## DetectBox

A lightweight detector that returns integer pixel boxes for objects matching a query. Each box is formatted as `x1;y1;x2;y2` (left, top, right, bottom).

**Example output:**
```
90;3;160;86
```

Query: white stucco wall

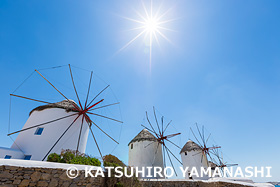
181;149;209;180
128;140;164;179
0;147;25;159
10;108;89;161
0;158;99;170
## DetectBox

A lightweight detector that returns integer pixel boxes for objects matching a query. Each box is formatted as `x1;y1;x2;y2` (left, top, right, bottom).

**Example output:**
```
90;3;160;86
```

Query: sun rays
119;0;175;70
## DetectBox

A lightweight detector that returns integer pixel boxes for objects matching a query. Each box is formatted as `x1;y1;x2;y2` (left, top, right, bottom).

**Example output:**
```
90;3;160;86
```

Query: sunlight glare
119;0;175;70
145;17;159;33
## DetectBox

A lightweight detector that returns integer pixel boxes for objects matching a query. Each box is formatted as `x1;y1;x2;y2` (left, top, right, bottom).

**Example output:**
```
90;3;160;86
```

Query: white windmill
0;65;122;161
180;124;221;180
128;107;182;179
128;129;164;179
9;100;91;161
180;140;209;179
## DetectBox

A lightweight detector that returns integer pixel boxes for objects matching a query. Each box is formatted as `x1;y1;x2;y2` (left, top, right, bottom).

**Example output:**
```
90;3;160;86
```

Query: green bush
103;154;125;167
103;161;120;168
60;149;75;163
47;153;61;163
70;155;101;166
47;149;100;166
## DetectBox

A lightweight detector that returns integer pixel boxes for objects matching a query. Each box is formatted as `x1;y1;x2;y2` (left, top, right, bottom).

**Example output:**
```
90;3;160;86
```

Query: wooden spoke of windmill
8;64;122;161
141;106;182;177
211;148;238;175
190;124;221;163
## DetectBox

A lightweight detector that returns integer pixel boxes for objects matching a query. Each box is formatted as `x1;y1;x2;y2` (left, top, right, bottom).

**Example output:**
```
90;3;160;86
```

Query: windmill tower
180;124;221;180
128;107;182;179
2;65;122;161
10;100;90;161
128;129;164;179
180;140;209;180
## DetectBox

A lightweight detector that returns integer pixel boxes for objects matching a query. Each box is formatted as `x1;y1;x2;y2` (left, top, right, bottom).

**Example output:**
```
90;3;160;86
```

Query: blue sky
0;0;280;182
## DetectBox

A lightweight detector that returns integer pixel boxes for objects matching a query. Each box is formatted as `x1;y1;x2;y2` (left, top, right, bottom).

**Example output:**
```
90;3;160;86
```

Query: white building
0;147;24;159
0;100;90;161
180;140;209;180
128;129;164;179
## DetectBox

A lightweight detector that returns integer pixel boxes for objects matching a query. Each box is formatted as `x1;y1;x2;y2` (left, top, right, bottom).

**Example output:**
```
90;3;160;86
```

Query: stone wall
0;164;254;187
0;165;104;187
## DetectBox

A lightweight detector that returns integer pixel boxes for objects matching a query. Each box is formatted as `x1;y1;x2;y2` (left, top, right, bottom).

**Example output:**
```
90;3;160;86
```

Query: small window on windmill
24;155;32;160
34;127;44;135
131;144;133;149
4;155;11;159
185;152;187;155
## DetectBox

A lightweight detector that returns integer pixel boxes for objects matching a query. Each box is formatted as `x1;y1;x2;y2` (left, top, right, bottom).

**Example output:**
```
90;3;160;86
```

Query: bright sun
145;18;159;33
119;1;175;70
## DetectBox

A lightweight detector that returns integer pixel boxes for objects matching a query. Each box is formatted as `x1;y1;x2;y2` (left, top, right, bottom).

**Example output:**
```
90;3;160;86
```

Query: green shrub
103;154;125;167
70;155;101;166
47;149;100;166
47;153;61;162
103;161;120;168
60;149;75;163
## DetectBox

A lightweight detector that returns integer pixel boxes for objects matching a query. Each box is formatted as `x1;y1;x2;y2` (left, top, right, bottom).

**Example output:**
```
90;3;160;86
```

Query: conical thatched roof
180;140;202;154
128;129;157;145
29;100;79;116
